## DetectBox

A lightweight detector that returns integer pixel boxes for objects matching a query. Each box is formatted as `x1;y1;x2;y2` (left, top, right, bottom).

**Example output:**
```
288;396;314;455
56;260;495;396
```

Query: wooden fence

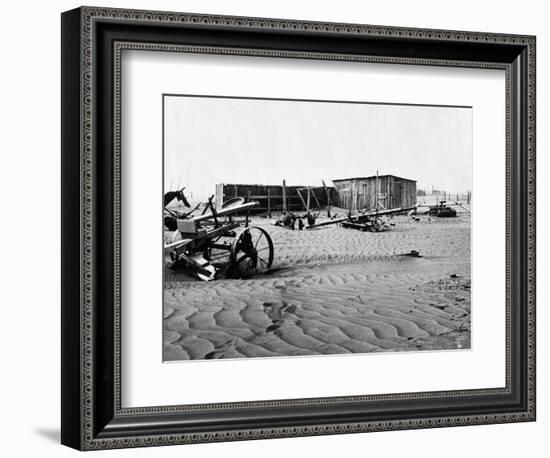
215;182;339;215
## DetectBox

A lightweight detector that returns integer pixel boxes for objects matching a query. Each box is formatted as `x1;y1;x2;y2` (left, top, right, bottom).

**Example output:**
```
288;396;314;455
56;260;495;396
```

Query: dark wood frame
61;6;536;450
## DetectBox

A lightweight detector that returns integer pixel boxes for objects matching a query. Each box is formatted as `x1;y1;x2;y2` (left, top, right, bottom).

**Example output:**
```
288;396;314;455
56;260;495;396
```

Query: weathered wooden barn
332;175;416;211
215;182;338;214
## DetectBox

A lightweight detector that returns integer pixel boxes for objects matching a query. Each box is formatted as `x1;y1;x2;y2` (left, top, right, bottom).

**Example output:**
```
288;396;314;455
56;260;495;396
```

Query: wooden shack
215;182;338;215
332;175;416;211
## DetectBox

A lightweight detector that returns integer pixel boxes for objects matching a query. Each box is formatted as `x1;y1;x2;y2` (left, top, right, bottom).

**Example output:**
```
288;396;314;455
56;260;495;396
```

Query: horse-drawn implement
164;196;274;281
306;206;415;232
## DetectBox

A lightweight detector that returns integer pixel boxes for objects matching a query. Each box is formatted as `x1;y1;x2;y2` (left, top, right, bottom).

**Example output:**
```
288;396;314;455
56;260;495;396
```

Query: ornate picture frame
61;6;535;450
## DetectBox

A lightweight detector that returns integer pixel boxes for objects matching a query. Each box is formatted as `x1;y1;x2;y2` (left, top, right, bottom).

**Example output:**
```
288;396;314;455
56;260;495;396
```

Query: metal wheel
229;226;274;278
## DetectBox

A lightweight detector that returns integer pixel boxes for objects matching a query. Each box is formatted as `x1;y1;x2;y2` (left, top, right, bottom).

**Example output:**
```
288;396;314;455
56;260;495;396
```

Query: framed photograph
61;6;536;450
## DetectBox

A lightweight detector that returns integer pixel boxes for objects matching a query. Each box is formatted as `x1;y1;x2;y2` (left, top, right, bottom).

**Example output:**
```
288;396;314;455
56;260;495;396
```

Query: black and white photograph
163;95;473;361
52;2;538;453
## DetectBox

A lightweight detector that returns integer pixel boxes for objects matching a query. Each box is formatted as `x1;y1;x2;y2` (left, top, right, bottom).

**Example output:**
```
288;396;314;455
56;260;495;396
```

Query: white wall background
0;0;545;456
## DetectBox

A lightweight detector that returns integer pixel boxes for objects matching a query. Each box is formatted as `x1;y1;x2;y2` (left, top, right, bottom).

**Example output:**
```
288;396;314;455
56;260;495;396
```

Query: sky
164;95;472;201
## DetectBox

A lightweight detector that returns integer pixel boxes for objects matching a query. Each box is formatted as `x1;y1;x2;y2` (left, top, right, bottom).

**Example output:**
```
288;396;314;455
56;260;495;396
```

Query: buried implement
164;198;274;281
416;200;471;218
307;206;415;231
340;214;388;232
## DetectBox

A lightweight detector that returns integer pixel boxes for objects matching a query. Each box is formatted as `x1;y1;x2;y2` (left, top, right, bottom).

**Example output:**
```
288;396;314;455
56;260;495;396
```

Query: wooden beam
282;179;287;214
311;187;321;210
322;180;331;217
296;188;307;211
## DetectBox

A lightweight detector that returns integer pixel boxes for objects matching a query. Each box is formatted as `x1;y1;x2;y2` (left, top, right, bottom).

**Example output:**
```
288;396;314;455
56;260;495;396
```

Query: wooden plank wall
216;183;339;213
397;179;417;209
333;177;416;211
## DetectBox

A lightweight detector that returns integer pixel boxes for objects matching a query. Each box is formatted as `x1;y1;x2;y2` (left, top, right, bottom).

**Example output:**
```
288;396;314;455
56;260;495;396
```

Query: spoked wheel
229;226;274;278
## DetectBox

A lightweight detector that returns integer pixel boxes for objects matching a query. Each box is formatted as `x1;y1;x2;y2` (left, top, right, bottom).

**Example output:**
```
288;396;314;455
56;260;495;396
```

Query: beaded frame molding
61;6;536;451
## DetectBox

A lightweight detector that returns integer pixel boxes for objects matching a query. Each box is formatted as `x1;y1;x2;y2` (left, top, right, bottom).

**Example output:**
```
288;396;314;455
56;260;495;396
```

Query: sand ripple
164;215;471;360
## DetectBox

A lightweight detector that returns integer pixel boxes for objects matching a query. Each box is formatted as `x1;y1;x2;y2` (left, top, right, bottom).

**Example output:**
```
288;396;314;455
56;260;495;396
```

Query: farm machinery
274;211;318;230
415;200;471;218
306;206;415;232
163;187;200;231
164;196;274;281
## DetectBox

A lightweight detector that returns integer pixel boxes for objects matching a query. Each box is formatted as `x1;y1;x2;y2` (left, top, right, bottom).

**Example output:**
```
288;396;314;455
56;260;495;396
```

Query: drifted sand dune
164;213;471;361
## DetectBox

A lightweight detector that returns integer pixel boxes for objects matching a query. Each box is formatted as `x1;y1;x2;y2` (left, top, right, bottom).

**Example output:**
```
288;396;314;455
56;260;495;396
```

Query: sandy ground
163;210;471;361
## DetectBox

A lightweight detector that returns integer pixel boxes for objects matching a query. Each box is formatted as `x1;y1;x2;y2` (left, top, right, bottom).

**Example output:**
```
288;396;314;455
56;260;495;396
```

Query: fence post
322;179;331;217
267;187;271;218
282;179;287;214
